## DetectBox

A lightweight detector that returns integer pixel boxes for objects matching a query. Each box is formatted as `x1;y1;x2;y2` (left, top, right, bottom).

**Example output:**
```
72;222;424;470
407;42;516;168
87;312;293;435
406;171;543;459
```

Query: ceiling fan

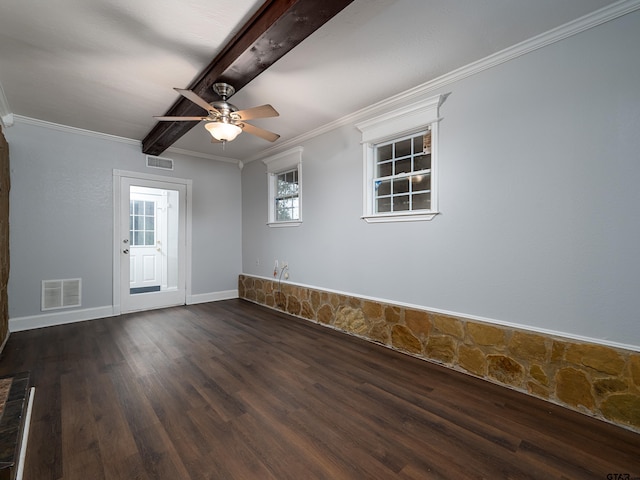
154;82;280;143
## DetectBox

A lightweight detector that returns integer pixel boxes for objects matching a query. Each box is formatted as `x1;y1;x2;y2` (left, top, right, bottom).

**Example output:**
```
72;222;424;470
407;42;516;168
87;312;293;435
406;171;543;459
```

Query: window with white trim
357;93;445;223
262;147;303;227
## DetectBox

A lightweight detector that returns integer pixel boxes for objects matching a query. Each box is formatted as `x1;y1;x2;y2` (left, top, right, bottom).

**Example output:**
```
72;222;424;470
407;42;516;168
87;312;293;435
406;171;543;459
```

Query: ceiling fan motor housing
212;82;235;100
211;100;239;123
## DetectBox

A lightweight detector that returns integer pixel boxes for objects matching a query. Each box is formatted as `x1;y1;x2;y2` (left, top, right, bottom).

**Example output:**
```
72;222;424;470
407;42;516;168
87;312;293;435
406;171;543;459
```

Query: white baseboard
9;306;116;332
8;291;239;332
187;289;238;305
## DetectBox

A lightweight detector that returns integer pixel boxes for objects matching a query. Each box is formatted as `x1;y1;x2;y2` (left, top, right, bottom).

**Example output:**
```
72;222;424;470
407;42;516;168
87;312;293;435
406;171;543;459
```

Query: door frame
113;169;193;315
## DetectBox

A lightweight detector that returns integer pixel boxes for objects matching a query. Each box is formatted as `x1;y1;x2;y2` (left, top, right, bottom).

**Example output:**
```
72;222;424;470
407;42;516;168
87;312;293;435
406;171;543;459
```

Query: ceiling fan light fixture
205;121;242;142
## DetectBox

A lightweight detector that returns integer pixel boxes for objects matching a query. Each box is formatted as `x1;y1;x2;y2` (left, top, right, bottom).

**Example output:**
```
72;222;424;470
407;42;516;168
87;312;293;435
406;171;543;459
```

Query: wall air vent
146;155;174;171
42;278;82;311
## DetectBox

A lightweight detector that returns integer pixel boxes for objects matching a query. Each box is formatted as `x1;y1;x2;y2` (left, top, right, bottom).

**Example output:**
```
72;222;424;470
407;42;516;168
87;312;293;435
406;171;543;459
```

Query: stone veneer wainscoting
0;127;9;349
239;274;640;433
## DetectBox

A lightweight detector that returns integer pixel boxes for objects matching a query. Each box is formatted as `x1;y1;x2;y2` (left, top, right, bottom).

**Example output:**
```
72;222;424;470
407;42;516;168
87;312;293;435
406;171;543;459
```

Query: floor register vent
41;278;82;311
146;155;174;171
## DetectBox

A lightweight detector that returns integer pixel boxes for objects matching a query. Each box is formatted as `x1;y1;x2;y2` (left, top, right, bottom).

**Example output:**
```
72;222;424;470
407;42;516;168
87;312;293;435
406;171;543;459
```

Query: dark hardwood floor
0;299;638;479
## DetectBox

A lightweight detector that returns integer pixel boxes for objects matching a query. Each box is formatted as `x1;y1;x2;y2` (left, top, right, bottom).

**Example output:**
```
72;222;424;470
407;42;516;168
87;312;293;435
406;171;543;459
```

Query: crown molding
14;115;140;146
246;0;640;163
13;115;241;165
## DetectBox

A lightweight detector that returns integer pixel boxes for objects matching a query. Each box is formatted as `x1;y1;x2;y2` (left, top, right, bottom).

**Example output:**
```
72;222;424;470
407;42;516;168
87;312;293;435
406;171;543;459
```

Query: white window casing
262;147;304;227
356;93;446;223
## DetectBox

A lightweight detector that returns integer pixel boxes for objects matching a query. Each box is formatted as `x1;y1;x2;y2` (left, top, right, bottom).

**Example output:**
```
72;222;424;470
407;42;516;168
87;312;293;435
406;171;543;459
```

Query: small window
357;93;445;223
262;147;304;227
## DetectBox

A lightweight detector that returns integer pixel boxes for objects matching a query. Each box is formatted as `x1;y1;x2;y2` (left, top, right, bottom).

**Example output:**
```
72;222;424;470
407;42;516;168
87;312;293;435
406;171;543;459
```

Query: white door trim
112;169;193;315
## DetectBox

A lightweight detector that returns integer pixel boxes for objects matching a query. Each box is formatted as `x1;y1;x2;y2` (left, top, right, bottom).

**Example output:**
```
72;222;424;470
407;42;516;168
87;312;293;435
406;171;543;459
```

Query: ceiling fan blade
154;116;207;121
234;104;279;121
174;88;219;115
240;122;280;142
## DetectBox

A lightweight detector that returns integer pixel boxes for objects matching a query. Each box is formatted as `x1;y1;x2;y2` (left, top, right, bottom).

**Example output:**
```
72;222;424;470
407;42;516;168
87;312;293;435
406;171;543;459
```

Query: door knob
123;249;129;254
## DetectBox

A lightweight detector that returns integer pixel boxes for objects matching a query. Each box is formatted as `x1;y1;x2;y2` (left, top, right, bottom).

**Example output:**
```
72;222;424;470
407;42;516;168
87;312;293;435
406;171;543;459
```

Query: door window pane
130;200;156;246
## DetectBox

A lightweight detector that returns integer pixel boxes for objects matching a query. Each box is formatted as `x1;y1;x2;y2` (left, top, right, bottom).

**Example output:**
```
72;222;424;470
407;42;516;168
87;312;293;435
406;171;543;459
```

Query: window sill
267;221;303;228
361;212;439;223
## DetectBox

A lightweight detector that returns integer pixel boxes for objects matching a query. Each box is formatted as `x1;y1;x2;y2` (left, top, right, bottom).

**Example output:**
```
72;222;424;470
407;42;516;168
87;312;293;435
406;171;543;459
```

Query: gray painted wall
242;11;640;348
6;121;242;319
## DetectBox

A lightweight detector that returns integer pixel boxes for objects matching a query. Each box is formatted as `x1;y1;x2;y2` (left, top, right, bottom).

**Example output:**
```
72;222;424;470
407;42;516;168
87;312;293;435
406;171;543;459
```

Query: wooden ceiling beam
142;0;354;156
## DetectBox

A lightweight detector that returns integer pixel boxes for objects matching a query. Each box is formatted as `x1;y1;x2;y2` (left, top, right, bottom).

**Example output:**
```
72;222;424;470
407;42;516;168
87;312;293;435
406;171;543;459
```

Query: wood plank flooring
0;299;638;479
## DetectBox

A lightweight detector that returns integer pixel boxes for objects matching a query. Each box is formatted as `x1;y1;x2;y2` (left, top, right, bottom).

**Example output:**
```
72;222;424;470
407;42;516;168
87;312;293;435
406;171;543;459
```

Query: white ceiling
0;0;625;162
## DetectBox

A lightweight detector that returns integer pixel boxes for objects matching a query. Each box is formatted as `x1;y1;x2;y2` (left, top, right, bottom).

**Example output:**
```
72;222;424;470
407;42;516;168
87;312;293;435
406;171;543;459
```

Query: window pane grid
275;168;300;221
129;200;156;246
374;129;432;213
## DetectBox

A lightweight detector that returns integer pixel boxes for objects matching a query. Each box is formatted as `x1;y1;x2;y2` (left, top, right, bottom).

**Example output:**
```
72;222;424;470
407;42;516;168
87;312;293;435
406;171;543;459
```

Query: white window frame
262;147;304;227
356;93;445;223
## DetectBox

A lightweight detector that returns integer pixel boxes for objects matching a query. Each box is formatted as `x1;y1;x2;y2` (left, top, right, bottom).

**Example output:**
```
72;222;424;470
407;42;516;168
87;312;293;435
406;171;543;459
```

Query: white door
129;187;165;293
119;176;187;313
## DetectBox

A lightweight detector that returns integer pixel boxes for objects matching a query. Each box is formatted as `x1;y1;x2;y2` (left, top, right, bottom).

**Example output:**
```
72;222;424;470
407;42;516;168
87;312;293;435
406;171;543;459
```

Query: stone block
565;344;625;375
274;291;286;309
425;335;455;364
265;294;275;308
245;289;257;302
630;355;640;387
458;345;485;376
335;306;368;335
317;304;333;325
391;325;422;354
509;331;548;363
551;341;565;362
487;355;524;387
431;313;464;339
555;367;595;409
404;310;431;339
310;290;321;310
527;381;550;399
347;296;362;309
529;365;548;386
287;295;302;316
363;301;383;320
593;378;628;399
384;306;401;324
467;322;505;346
369;320;390;345
300;301;315;320
600;394;640;429
321;292;335;307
